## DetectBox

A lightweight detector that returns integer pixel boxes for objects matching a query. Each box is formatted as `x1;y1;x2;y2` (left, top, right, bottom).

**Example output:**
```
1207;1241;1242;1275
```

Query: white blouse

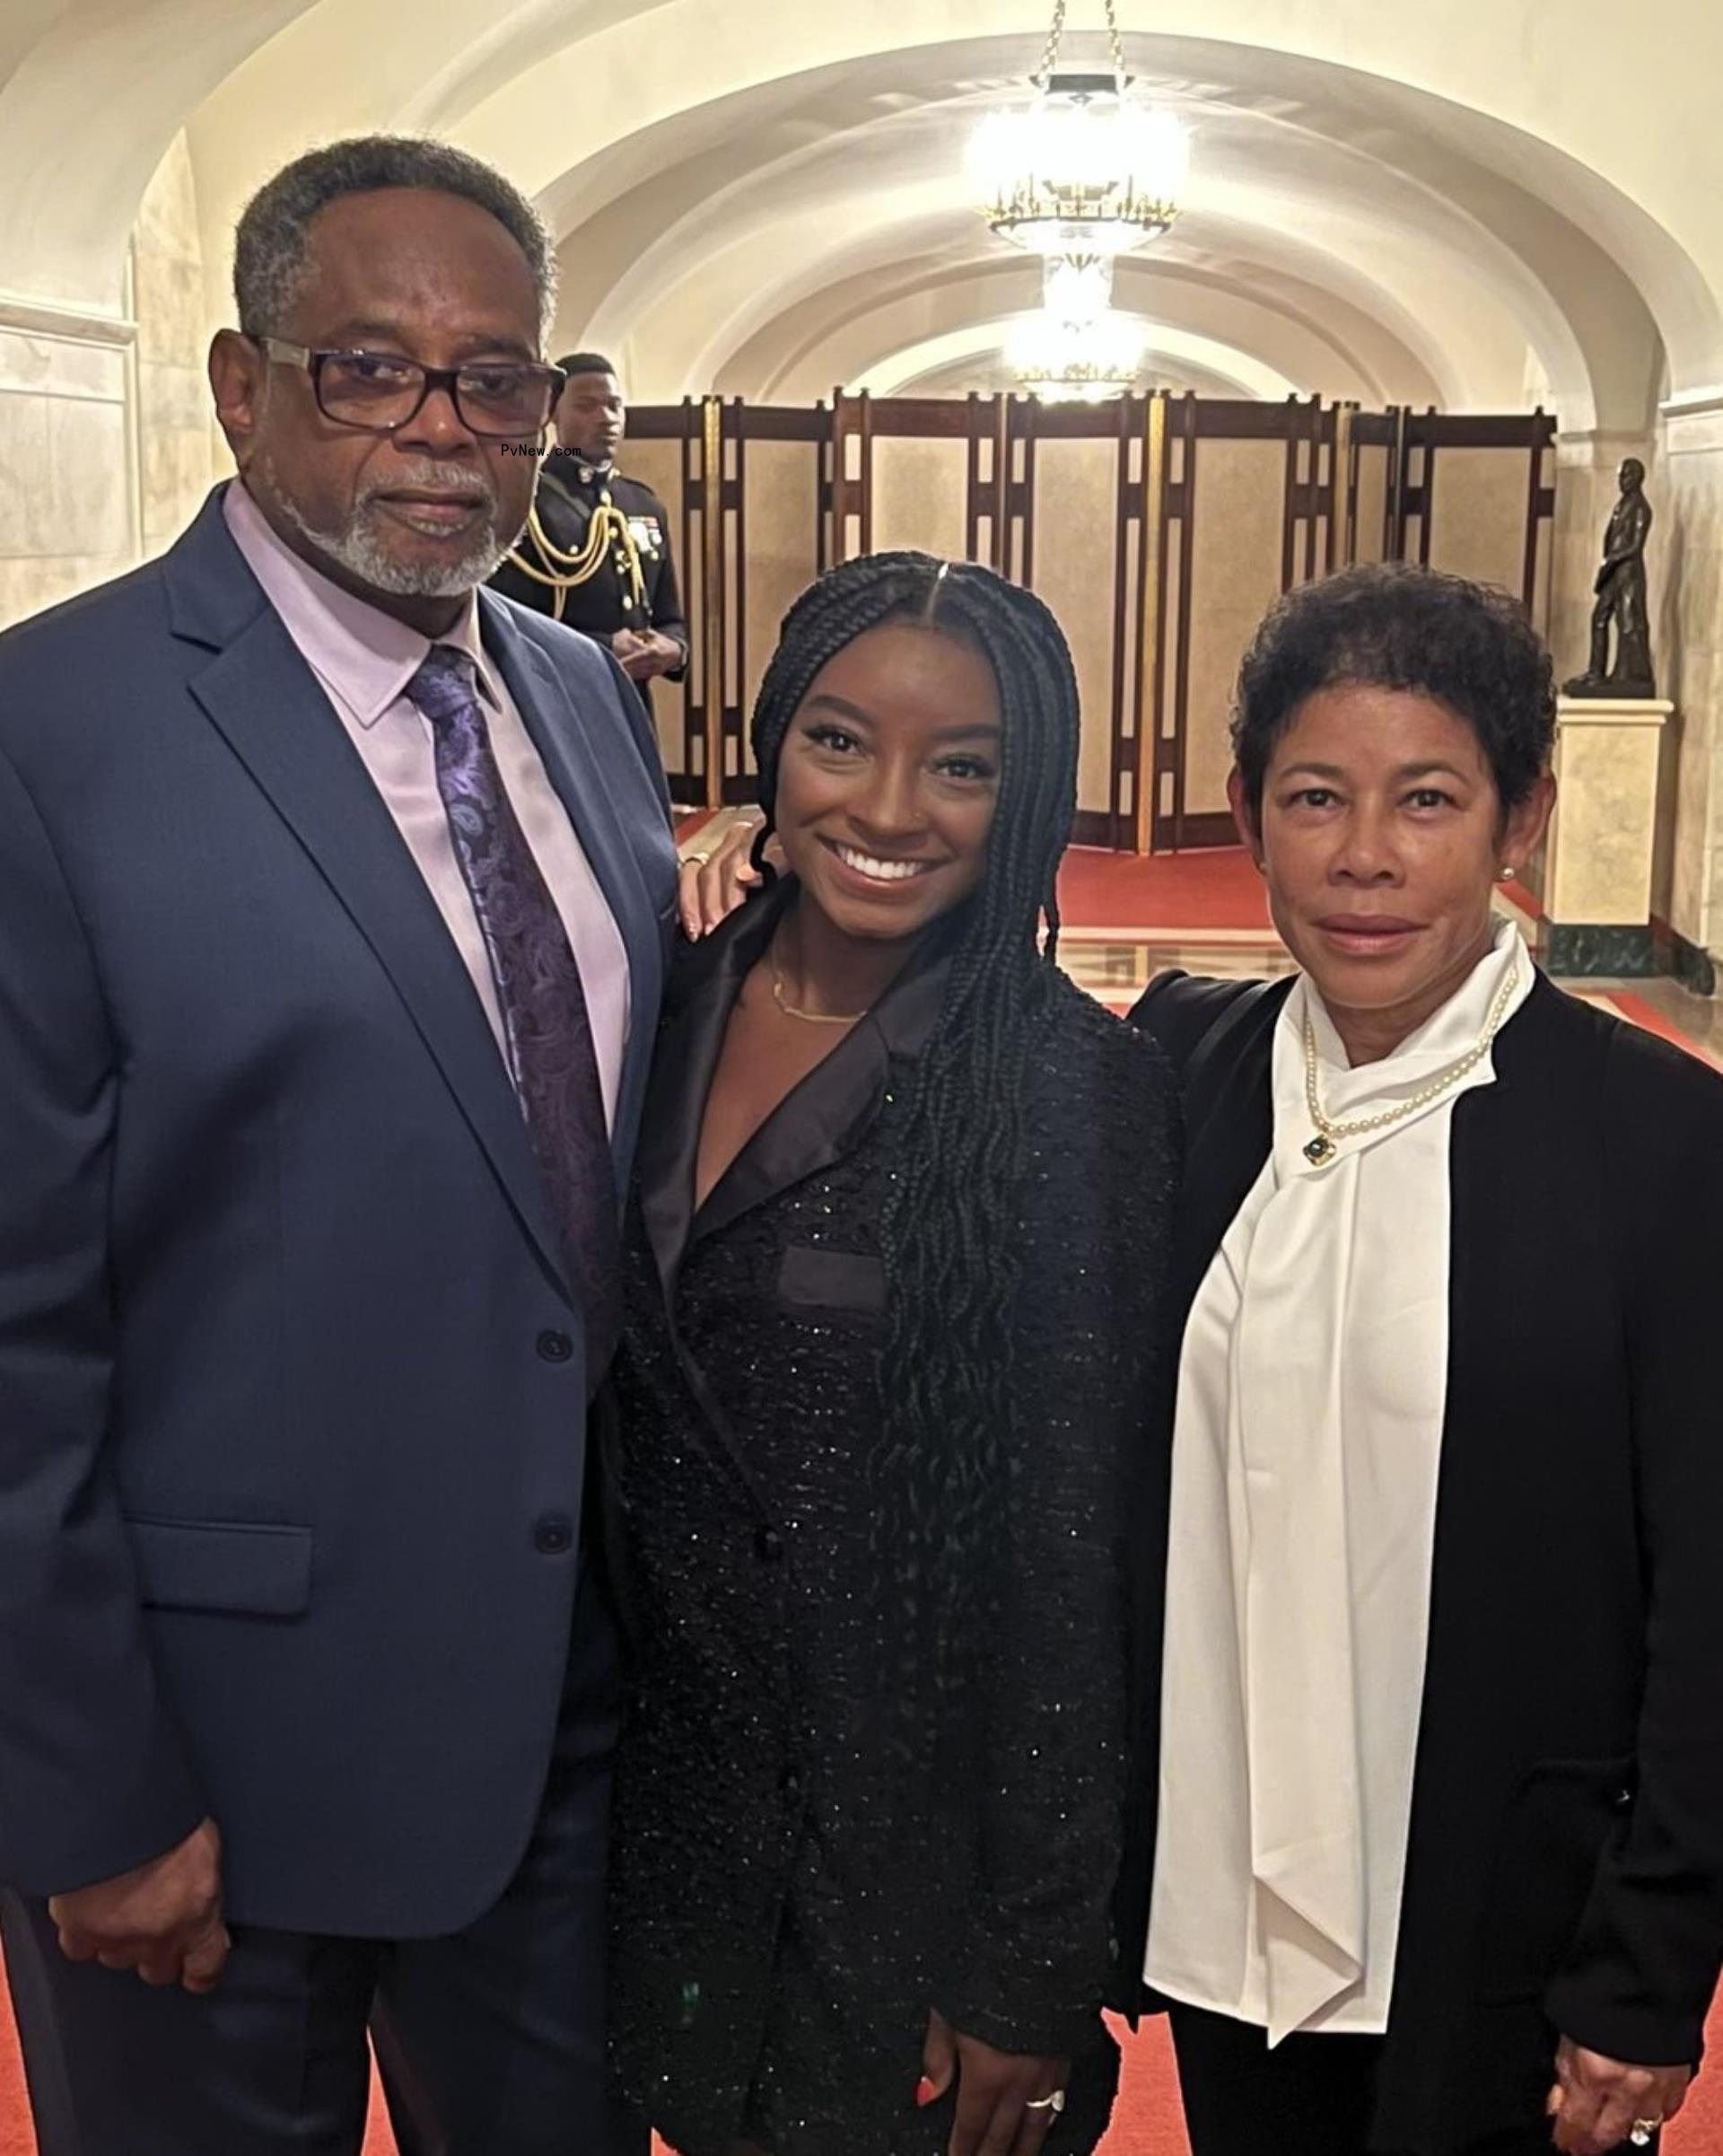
1143;922;1531;2042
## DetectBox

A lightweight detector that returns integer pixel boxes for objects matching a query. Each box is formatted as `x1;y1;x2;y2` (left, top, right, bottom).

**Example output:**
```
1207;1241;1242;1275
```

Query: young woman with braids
601;552;1179;2156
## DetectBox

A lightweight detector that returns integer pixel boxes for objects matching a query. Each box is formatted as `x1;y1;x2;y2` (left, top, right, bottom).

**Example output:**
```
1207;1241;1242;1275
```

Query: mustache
355;464;499;512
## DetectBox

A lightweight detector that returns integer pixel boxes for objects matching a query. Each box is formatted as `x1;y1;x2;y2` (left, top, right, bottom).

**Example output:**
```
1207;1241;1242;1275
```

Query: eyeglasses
256;337;564;439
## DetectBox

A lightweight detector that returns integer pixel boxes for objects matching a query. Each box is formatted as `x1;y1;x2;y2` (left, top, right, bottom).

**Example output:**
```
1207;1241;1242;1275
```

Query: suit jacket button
534;1514;573;1555
537;1329;573;1363
755;1526;784;1563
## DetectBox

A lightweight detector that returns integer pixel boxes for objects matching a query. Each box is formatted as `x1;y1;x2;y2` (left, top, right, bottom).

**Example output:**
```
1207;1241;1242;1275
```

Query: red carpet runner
0;1966;1717;2154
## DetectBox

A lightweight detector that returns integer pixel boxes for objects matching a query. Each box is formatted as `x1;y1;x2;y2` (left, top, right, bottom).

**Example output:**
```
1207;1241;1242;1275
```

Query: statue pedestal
1541;697;1673;975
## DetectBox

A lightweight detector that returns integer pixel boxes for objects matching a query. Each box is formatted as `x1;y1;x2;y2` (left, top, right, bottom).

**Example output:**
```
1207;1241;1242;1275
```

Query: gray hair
232;135;557;344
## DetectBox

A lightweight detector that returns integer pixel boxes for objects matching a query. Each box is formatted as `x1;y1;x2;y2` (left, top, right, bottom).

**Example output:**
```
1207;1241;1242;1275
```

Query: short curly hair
1231;563;1555;820
233;136;556;343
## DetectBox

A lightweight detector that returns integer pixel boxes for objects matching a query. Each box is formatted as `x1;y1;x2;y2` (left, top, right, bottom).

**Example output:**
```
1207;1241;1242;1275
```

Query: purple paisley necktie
407;644;620;1376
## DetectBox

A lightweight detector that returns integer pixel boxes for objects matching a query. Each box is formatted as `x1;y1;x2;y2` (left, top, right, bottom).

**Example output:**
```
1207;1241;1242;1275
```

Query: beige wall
1657;408;1723;956
0;128;218;632
133;128;222;558
0;308;132;628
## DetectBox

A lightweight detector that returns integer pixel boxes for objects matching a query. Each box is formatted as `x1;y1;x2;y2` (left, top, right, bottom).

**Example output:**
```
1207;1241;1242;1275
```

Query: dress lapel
637;881;958;1293
168;494;574;1307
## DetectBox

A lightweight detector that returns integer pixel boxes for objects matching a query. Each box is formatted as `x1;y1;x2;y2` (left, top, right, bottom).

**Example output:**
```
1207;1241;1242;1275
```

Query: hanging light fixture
966;0;1188;258
1008;256;1146;402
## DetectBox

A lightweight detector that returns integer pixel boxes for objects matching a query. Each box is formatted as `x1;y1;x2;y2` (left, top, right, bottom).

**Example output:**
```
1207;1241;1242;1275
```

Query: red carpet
1056;844;1274;935
0;1968;1716;2152
0;1972;1194;2155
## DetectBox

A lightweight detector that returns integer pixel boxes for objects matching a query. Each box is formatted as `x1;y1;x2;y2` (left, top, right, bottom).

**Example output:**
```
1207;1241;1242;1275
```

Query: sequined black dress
605;885;1179;2156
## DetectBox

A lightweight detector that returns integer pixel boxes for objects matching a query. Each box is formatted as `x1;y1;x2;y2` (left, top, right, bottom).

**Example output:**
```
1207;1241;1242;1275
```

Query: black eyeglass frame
254;337;565;440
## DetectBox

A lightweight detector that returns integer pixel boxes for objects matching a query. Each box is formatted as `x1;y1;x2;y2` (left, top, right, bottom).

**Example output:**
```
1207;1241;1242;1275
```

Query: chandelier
1009;257;1146;402
966;0;1188;257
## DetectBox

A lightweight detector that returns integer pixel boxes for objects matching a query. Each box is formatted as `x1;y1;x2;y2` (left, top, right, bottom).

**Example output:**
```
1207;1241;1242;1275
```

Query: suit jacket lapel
478;593;667;1189
169;495;574;1306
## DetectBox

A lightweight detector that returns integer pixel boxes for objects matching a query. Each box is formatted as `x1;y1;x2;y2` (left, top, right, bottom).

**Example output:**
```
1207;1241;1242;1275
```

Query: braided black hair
750;550;1080;1759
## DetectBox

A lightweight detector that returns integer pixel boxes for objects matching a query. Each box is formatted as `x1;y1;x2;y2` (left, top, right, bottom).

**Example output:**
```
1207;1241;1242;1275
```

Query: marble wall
0;307;133;627
1544;699;1669;932
1657;404;1723;964
133;129;223;558
0;129;218;635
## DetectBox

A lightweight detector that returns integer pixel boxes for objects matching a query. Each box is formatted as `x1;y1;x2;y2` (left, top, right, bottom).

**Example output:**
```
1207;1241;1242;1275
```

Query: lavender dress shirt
223;479;629;1129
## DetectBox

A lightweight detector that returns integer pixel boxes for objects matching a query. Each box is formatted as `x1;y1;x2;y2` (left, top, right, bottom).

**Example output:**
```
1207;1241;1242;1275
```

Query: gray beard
266;464;511;600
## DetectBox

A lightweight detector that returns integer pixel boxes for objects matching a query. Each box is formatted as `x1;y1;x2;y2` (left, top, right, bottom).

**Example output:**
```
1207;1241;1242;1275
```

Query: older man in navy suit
0;136;745;2155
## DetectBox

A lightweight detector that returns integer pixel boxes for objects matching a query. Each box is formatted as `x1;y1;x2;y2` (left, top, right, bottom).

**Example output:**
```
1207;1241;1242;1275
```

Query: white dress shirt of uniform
223;478;630;1129
1145;920;1531;2044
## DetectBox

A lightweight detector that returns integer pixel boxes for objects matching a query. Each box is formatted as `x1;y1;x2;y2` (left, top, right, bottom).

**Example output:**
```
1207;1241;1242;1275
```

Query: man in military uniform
491;352;688;704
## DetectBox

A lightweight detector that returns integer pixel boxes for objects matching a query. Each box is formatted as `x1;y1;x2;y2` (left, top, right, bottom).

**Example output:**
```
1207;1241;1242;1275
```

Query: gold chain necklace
1300;958;1521;1168
770;945;869;1025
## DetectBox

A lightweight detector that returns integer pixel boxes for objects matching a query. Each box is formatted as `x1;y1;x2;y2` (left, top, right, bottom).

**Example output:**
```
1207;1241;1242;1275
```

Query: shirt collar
223;478;503;729
553;449;612;486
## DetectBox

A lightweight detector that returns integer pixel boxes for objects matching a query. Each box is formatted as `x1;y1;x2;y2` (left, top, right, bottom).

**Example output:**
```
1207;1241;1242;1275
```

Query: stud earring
1500;865;1516;880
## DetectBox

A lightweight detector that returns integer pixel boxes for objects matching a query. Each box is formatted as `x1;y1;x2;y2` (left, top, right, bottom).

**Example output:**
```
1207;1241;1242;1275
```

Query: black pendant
1303;1133;1337;1167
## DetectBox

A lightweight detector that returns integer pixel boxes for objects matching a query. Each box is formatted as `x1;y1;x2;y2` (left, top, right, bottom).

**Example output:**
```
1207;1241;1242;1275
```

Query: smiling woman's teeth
835;845;929;882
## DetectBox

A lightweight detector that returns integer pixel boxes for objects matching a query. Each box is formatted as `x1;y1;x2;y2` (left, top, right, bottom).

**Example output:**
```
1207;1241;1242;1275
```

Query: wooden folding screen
622;394;1556;847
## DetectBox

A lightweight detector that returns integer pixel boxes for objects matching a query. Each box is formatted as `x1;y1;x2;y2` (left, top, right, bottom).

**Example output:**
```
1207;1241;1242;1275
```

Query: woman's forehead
1272;683;1490;768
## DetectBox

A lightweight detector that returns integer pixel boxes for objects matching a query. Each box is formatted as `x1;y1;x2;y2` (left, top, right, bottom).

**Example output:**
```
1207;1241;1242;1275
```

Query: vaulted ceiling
4;0;1720;427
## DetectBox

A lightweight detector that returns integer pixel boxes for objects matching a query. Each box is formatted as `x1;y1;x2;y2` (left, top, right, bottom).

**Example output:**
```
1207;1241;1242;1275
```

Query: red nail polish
915;2076;938;2108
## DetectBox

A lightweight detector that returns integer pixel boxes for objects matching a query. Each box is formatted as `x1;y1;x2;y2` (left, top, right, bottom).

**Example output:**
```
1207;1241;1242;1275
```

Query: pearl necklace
1300;957;1522;1168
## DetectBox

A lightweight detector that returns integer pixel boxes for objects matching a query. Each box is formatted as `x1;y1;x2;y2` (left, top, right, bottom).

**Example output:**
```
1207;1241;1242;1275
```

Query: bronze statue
1565;458;1656;698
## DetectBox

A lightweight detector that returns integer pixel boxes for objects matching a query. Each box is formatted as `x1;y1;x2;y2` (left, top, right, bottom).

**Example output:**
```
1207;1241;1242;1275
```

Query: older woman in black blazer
1121;565;1723;2156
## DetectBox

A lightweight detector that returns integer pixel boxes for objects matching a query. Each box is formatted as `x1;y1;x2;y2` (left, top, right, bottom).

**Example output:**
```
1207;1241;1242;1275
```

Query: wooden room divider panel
620;394;1556;847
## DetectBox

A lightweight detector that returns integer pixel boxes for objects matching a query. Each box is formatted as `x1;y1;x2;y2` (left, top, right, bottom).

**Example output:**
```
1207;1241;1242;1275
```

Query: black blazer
1122;968;1723;2155
604;883;1180;2156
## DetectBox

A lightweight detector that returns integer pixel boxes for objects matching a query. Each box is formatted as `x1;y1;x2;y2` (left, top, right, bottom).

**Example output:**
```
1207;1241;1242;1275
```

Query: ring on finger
1025;2090;1066;2115
683;849;713;867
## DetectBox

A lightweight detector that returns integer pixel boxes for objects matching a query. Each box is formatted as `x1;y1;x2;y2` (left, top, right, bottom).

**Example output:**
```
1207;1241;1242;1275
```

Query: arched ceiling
3;0;1719;434
554;65;1562;409
853;317;1299;399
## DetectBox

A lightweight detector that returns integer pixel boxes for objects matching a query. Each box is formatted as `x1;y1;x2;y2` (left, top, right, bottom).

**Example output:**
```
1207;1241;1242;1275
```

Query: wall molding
0;292;136;346
1661;386;1723;419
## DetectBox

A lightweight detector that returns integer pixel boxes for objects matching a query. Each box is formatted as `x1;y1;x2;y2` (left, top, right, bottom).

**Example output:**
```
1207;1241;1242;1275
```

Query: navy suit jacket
0;486;678;1935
